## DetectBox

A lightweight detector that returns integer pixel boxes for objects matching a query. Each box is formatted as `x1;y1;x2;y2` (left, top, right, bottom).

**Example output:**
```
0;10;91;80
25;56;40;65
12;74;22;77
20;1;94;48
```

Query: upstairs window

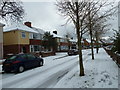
21;32;26;38
29;33;33;39
33;33;39;39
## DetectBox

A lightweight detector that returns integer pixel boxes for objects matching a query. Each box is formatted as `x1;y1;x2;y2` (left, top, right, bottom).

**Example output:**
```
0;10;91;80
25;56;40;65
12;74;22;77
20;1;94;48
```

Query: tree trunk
76;29;85;76
88;3;94;60
90;29;94;60
96;40;99;54
75;1;85;76
96;32;99;54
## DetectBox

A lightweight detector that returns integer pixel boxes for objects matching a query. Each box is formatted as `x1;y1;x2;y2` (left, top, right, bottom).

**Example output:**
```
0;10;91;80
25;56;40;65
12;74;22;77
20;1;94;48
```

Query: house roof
52;33;63;38
69;39;77;42
0;23;5;27
31;27;45;34
101;37;113;43
85;39;91;43
4;24;38;33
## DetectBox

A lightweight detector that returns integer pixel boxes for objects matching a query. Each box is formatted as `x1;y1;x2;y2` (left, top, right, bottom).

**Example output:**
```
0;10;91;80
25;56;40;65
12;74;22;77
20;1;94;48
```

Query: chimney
24;22;32;27
53;31;57;34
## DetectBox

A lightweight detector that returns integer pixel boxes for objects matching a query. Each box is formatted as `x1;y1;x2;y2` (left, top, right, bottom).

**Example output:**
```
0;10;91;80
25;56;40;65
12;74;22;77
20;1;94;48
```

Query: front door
22;46;27;53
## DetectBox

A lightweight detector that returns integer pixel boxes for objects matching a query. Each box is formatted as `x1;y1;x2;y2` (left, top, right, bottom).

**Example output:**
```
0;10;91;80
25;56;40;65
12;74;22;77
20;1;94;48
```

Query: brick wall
3;44;29;58
30;39;42;45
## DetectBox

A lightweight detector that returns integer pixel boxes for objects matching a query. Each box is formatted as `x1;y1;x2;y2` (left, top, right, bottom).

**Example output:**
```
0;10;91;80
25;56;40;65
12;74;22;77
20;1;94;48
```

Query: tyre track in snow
33;61;78;88
40;52;91;88
2;50;89;79
2;56;78;88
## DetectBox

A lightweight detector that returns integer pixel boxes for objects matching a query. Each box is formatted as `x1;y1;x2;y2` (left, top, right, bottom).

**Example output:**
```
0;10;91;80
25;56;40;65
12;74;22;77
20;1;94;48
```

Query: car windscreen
6;55;17;61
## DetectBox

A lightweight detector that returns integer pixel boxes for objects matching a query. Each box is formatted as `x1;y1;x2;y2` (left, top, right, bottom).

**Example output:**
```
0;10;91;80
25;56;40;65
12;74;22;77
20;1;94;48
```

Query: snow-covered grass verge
54;48;118;88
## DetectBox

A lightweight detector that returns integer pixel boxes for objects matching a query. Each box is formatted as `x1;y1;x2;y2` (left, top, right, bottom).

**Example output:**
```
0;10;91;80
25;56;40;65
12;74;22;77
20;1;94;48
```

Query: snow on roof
81;40;84;43
69;39;77;42
52;33;63;38
4;24;38;33
101;36;110;40
0;23;5;27
31;27;45;34
86;39;91;43
101;36;113;43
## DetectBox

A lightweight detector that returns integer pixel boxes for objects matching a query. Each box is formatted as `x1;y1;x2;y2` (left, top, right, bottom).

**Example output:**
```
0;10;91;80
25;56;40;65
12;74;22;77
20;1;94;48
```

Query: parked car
68;49;78;56
2;54;44;73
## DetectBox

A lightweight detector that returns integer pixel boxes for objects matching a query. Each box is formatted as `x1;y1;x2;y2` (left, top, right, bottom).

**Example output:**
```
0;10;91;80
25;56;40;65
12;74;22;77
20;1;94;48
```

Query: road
1;50;91;88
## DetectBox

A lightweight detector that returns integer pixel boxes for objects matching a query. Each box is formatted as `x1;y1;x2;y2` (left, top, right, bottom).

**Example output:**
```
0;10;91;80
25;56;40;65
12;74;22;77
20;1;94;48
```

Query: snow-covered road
1;50;90;88
2;57;78;88
1;48;118;88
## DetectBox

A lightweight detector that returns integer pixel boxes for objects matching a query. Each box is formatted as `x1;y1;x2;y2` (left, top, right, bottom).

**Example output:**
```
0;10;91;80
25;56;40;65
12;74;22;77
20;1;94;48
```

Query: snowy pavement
0;48;119;88
54;48;118;88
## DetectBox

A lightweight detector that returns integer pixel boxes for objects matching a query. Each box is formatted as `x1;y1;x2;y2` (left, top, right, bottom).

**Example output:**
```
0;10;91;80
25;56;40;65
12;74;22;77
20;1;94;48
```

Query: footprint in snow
112;77;116;80
101;78;106;82
101;71;107;74
104;74;110;79
84;81;87;83
108;81;112;85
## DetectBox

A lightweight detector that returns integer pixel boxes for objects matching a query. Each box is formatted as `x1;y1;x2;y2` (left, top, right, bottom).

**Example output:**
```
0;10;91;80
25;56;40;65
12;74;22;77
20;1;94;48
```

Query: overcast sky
6;0;120;39
22;2;76;38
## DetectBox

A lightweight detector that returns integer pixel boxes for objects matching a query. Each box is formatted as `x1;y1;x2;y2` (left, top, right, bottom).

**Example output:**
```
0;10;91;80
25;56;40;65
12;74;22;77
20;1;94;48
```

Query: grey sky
3;0;119;39
23;2;76;38
22;1;119;38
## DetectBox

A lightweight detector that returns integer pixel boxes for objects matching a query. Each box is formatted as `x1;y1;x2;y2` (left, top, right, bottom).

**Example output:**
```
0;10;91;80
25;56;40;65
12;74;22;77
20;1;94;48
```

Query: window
33;33;41;39
60;39;68;42
29;33;33;39
27;54;36;60
30;45;42;52
21;32;26;38
34;45;40;51
30;45;34;52
7;56;17;60
60;46;68;50
19;55;27;60
60;39;64;42
40;34;43;40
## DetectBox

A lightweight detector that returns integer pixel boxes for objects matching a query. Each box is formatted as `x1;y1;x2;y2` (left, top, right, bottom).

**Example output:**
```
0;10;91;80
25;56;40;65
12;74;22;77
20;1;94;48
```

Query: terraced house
52;33;69;52
24;22;45;52
0;23;5;59
3;22;45;57
3;22;78;57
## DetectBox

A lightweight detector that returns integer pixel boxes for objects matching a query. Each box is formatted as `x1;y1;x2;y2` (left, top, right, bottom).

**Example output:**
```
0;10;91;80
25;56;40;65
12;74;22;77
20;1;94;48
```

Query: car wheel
18;66;24;73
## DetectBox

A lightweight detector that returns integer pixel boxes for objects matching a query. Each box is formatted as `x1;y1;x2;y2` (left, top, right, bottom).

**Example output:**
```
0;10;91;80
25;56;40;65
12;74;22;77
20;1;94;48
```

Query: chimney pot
53;31;57;34
24;22;32;27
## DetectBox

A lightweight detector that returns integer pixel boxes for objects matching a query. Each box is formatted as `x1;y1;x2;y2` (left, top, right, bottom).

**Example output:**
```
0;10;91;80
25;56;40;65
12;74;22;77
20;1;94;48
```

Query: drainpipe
17;29;21;54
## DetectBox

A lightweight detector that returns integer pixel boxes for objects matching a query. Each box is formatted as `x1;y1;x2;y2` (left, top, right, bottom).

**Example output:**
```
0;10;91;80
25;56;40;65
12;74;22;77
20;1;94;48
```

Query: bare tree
85;0;117;60
56;0;91;76
0;0;24;22
56;0;117;76
92;17;111;53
